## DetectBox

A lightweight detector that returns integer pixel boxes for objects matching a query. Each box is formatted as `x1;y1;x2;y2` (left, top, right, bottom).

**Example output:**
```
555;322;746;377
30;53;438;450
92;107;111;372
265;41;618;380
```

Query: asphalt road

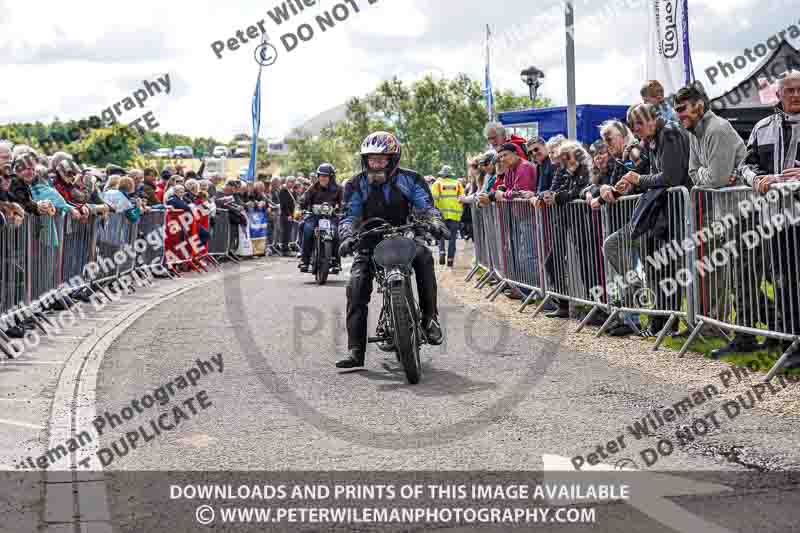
2;250;799;532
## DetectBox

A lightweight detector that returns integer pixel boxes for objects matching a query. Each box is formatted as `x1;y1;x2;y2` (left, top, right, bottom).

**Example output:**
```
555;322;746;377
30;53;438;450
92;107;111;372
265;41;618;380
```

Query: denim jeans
438;219;460;259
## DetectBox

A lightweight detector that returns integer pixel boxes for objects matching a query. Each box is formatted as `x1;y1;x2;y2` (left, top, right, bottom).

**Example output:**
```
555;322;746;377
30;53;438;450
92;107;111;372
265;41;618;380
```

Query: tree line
286;74;550;179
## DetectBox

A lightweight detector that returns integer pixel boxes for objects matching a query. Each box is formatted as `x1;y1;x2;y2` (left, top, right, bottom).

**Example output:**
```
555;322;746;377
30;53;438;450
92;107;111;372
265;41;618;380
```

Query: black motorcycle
352;216;438;384
303;203;341;285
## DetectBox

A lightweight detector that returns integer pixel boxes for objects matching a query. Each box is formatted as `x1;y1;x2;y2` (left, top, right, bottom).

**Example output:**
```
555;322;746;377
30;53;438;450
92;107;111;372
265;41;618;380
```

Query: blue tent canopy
498;104;630;145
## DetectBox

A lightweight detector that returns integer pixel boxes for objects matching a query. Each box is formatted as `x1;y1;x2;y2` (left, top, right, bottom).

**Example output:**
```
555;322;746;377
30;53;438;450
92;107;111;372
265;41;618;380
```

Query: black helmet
316;163;336;178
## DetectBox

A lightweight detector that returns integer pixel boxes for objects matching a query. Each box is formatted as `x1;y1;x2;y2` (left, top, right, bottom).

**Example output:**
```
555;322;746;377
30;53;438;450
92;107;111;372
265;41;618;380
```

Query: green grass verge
660;331;799;376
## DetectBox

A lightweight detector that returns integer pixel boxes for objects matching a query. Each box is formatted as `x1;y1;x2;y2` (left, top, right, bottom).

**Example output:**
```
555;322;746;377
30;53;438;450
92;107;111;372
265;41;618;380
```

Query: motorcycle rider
298;163;343;273
336;131;449;369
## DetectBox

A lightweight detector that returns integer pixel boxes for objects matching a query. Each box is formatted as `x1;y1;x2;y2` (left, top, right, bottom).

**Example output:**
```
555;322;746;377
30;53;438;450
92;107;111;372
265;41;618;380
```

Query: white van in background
204;157;225;179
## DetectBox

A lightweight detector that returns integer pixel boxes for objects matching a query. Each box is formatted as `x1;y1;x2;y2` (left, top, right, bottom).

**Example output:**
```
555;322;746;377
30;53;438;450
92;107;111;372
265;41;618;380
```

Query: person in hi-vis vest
431;165;464;267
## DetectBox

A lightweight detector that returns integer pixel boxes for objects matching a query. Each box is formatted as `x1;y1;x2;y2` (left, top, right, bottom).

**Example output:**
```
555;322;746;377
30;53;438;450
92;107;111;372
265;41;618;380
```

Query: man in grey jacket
735;72;800;368
675;84;754;354
678;86;746;189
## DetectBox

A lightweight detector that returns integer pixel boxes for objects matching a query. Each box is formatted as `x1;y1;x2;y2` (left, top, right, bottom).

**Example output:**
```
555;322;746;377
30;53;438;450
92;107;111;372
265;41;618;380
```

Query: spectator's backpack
630;187;669;241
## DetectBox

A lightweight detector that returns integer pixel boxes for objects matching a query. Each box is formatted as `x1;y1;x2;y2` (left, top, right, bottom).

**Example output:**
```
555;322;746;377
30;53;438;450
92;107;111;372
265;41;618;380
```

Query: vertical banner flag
485;24;494;122
646;0;695;96
247;38;265;183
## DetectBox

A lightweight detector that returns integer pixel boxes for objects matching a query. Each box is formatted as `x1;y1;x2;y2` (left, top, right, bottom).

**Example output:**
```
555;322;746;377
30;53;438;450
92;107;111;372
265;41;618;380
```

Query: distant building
285;103;348;140
267;140;289;155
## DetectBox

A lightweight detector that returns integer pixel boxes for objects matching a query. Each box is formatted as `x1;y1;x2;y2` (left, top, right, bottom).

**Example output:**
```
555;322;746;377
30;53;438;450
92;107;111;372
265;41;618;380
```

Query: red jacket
489;174;505;193
501;159;538;200
54;176;76;203
155;182;166;203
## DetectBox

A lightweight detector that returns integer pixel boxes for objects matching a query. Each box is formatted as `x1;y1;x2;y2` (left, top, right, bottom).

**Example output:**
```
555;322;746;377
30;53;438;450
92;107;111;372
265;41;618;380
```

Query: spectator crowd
455;75;800;369
0;141;326;345
2;72;800;370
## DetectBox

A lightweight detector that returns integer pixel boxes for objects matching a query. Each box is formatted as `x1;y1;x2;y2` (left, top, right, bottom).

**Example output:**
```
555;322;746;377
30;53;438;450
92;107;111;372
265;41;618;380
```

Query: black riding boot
336;348;365;368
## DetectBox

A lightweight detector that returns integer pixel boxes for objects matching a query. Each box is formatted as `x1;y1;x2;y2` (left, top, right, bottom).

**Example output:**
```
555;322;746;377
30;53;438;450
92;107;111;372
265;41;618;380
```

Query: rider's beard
367;169;388;185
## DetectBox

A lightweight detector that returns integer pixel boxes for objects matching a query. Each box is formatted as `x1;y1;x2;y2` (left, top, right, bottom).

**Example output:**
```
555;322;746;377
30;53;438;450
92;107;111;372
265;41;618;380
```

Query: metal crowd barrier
483;199;546;304
137;209;167;274
61;214;96;291
0;203;241;358
0;223;27;317
599;187;694;348
681;184;800;378
464;204;490;283
470;189;693;343
164;208;203;273
93;213;137;284
27;214;65;308
474;203;503;291
208;208;233;259
0;222;28;348
530;198;609;328
468;185;800;377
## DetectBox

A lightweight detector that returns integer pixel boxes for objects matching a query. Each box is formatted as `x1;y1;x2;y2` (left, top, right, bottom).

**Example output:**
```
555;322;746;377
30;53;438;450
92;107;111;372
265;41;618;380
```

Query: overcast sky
1;0;797;142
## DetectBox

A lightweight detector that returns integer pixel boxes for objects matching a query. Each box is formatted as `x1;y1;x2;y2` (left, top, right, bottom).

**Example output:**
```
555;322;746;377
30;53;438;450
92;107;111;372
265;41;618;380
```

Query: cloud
0;0;791;142
1;30;172;65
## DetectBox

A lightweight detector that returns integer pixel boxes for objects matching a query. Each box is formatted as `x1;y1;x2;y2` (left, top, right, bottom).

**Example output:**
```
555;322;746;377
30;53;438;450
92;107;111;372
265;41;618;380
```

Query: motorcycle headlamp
313;204;334;216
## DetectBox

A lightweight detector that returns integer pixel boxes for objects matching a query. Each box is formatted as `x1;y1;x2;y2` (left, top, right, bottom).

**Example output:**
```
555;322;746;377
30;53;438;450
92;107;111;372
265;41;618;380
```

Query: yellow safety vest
432;178;464;221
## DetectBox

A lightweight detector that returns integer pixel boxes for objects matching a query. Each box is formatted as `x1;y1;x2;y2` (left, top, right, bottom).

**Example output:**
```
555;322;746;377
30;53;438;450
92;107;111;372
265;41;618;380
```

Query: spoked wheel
390;279;421;384
315;240;331;285
376;305;396;353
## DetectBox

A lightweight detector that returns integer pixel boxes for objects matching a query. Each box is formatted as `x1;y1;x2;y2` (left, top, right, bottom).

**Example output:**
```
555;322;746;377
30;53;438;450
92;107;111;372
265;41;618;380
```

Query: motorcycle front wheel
315;239;331;285
389;278;421;384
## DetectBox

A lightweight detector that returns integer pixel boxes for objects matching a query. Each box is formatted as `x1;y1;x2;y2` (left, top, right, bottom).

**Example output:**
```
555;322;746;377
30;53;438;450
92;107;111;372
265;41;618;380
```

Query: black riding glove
339;237;356;257
428;217;450;240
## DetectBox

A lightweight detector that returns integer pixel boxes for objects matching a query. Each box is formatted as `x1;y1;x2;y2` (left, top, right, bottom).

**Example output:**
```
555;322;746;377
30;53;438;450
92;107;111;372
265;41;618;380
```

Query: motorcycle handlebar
353;220;429;245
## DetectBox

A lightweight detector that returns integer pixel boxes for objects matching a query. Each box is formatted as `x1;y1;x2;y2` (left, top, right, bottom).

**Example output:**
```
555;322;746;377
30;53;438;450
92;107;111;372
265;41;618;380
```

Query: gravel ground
437;241;800;420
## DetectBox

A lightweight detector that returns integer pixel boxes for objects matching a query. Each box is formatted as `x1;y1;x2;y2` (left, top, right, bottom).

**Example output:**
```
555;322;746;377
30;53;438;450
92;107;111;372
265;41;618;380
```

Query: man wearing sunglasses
672;83;757;354
527;136;554;193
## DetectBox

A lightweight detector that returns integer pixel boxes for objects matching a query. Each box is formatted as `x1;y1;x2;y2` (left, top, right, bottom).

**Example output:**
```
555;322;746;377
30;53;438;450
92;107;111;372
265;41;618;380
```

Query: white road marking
0;417;44;430
543;454;734;533
2;360;64;365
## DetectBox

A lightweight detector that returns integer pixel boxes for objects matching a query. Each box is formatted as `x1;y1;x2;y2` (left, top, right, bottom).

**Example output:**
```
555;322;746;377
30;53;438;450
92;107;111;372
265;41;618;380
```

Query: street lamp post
520;66;545;105
565;0;577;139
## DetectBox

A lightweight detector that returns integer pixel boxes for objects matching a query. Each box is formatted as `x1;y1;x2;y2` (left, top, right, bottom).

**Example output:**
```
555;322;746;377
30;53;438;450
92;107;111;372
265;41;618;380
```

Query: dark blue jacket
340;168;435;238
536;158;554;193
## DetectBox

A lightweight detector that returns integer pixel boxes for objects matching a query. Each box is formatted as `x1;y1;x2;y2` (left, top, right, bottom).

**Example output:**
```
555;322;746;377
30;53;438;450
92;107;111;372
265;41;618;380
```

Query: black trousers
543;224;596;306
346;241;437;352
229;224;239;253
771;224;800;334
278;215;291;251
